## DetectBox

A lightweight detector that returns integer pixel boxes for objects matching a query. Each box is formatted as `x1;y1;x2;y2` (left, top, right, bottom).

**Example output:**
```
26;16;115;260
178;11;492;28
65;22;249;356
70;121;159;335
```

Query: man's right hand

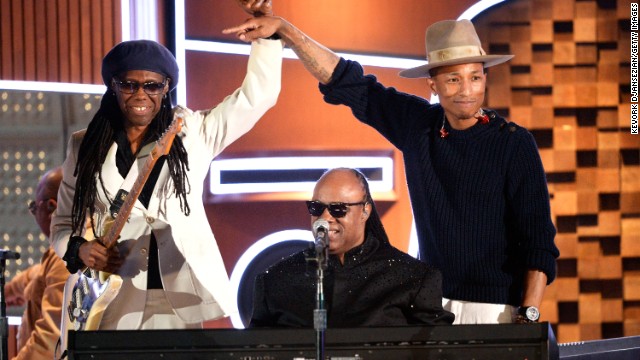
78;240;122;273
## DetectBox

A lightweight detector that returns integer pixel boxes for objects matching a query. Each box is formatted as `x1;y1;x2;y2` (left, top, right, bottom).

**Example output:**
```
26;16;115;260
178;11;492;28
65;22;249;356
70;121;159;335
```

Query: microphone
312;219;329;251
0;250;20;260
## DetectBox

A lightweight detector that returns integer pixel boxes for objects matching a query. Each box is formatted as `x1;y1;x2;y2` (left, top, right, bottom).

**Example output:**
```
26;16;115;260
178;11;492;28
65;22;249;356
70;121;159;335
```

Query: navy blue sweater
319;59;559;306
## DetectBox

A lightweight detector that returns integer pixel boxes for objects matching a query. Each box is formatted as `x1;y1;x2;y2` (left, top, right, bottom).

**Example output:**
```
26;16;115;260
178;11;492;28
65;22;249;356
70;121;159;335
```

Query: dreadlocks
348;168;390;244
70;91;191;235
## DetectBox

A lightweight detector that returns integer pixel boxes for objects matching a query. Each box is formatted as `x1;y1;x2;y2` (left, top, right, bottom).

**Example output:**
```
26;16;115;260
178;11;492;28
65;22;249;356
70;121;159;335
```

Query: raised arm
224;16;340;84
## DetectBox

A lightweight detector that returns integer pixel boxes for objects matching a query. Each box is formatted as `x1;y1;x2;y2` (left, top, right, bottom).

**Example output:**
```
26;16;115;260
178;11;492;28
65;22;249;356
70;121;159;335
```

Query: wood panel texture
475;0;639;342
0;0;121;83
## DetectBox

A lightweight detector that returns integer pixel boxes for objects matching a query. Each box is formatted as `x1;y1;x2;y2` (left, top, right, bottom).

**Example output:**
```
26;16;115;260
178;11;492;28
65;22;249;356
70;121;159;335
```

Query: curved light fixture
228;229;314;328
209;155;394;195
458;0;506;20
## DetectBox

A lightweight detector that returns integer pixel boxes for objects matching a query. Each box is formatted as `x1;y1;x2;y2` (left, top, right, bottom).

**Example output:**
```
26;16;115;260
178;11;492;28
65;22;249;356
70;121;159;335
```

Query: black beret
101;40;179;90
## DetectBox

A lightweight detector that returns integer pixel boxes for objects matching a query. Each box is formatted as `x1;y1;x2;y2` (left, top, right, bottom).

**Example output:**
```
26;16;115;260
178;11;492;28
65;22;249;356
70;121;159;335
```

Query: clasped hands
236;0;273;16
226;0;282;42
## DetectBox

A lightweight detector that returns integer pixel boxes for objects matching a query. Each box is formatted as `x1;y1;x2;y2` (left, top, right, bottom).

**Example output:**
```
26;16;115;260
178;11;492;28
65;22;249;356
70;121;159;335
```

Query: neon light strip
209;156;393;194
229;229;314;328
185;39;426;70
174;0;188;105
458;0;506;20
183;0;505;72
120;0;131;41
0;80;106;94
130;0;159;41
407;221;420;258
121;0;159;40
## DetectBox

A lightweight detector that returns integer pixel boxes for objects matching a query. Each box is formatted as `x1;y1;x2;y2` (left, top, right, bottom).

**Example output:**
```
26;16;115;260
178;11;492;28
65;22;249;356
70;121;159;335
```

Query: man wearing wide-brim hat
226;15;559;325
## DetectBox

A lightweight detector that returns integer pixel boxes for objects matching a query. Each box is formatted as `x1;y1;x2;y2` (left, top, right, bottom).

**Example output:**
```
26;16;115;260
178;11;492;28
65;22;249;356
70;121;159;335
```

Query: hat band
427;45;486;64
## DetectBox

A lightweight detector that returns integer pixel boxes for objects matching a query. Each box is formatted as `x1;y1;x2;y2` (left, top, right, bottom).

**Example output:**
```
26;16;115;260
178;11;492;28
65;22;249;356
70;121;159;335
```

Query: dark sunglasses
112;79;167;95
306;200;367;218
28;199;53;215
28;200;37;215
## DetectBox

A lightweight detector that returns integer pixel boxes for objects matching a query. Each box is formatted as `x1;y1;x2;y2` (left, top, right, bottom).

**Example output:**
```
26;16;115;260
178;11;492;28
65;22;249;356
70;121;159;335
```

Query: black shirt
114;131;165;289
250;234;455;327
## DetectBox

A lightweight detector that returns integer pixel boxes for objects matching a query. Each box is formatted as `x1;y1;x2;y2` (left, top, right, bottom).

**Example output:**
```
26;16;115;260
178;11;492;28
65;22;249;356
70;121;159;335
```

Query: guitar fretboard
101;117;182;249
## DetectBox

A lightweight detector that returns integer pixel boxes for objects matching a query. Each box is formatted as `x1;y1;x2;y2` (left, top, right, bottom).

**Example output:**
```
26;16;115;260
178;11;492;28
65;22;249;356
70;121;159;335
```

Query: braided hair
70;90;191;235
347;168;390;244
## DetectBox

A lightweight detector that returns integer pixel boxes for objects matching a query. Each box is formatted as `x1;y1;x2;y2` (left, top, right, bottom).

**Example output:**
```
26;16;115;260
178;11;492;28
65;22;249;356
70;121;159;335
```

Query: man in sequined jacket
250;168;454;327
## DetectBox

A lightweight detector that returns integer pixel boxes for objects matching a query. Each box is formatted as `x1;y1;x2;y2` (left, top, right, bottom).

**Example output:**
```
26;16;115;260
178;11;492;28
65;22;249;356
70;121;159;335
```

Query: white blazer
51;39;283;329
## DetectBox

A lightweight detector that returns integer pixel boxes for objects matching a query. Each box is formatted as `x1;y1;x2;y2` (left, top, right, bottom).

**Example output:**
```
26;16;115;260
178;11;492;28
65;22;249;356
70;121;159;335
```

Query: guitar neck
97;116;182;250
102;150;160;249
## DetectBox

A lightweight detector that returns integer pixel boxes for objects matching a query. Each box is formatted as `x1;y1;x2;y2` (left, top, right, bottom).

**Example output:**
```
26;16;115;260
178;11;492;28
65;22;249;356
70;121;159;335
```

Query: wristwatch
517;306;540;322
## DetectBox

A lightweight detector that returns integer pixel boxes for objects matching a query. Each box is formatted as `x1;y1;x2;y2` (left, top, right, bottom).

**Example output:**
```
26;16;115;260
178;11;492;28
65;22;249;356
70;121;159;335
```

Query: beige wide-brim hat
399;19;514;78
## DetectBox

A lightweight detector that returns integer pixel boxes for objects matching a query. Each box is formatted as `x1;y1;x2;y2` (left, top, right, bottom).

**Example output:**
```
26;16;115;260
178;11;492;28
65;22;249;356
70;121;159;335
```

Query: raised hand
223;16;282;42
225;9;340;85
235;0;273;17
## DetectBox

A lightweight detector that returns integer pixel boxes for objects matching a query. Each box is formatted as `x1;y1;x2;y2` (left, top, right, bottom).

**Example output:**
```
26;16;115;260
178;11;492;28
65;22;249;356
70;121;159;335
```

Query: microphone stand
313;232;329;360
0;250;20;360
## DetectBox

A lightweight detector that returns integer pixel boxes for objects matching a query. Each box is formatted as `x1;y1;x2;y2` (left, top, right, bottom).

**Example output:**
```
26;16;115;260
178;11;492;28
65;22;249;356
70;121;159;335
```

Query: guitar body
79;271;124;330
59;272;77;358
59;267;123;358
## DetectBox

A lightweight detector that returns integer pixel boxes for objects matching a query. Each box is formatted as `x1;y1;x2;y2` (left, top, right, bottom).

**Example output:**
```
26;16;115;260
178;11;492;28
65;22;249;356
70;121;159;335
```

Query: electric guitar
59;117;183;356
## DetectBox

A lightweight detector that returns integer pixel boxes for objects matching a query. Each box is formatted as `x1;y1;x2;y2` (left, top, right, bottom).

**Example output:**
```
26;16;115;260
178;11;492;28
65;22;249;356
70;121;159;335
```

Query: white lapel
99;142;124;201
99;142;153;215
127;140;170;217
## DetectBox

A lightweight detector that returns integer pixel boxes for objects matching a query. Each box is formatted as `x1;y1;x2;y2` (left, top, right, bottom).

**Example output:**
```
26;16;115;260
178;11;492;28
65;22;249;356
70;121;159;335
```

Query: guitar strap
109;141;156;218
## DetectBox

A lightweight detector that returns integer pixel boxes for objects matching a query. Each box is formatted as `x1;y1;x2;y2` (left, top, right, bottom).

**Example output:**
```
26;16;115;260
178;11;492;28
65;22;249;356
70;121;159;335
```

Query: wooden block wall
475;0;639;343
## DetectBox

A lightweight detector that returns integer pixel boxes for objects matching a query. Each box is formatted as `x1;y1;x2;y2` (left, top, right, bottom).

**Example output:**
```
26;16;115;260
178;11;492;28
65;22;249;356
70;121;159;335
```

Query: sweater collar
439;108;499;141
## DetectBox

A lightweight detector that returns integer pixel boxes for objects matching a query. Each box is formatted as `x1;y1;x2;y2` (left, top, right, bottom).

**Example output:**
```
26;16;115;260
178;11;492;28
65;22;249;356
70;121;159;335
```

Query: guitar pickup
110;189;129;218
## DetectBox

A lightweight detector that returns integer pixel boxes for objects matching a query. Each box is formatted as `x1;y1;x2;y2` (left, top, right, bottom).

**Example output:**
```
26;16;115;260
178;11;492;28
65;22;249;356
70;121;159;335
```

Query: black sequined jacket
249;234;455;327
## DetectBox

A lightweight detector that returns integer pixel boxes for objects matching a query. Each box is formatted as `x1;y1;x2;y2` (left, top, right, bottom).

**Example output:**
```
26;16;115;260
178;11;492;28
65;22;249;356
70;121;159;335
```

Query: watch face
525;307;540;321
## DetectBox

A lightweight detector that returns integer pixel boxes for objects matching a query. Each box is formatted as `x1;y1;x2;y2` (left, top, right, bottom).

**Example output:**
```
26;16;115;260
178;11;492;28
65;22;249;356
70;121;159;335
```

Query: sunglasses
113;79;167;95
306;200;367;218
28;200;37;215
28;199;53;215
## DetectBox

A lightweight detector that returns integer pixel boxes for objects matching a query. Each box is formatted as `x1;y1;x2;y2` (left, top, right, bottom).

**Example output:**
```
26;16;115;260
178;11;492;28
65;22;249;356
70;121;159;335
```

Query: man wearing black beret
51;0;281;337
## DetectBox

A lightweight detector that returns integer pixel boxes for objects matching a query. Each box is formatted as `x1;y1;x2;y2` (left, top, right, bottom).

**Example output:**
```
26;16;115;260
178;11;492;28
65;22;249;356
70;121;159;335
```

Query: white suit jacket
51;39;283;329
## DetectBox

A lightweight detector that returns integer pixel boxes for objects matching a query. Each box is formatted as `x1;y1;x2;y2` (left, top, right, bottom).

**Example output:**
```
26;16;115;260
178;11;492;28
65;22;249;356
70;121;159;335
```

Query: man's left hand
236;0;273;16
